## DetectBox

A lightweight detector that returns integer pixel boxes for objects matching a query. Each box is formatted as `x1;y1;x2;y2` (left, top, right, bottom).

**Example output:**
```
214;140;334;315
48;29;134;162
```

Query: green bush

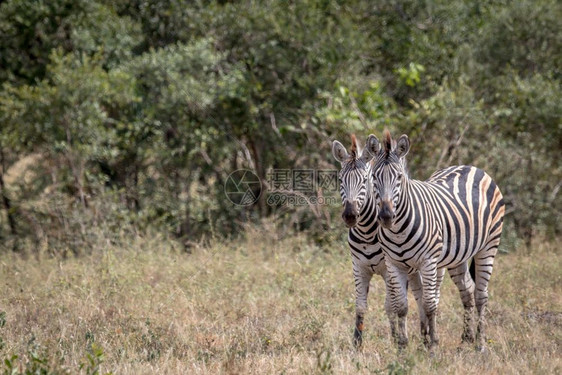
0;0;560;251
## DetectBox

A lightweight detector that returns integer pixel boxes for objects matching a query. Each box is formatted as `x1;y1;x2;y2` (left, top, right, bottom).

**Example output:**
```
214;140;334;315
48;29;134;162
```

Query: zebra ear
395;135;410;158
361;134;380;163
332;140;349;163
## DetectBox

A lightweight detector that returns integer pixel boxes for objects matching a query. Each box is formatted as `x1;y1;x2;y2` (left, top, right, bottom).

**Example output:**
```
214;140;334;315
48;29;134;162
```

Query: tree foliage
0;0;560;253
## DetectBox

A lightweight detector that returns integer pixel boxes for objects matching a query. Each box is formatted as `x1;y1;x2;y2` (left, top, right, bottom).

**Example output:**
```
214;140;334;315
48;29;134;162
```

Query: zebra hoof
353;328;363;349
475;344;488;354
397;338;408;351
461;332;475;344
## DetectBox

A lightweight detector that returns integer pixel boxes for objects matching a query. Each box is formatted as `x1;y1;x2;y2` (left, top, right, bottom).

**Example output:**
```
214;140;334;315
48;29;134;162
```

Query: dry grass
0;227;560;374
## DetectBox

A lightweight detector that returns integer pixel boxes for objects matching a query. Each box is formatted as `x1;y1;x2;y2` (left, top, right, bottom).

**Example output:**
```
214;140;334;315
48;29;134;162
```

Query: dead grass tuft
0;232;560;374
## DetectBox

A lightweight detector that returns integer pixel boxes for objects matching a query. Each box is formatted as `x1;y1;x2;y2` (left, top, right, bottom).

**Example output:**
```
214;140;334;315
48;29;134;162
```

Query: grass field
0;226;560;374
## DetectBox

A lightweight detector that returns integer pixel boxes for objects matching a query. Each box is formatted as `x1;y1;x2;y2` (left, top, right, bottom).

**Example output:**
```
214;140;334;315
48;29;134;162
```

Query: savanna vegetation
0;230;560;374
0;0;560;373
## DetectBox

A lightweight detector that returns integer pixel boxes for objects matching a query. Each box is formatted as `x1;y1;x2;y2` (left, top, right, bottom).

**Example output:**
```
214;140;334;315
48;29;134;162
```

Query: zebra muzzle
342;200;359;227
378;200;394;228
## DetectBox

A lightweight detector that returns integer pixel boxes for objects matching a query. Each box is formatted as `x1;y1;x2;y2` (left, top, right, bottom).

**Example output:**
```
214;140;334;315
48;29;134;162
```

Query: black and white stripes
370;130;505;350
332;135;426;348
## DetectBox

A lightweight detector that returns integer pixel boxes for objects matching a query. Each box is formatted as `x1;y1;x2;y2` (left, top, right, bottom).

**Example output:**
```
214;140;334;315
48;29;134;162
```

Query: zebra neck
355;185;377;234
394;177;416;225
358;192;372;220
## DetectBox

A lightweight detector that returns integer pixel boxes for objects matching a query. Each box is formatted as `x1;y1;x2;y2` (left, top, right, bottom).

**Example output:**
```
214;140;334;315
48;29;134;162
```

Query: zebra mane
342;134;367;169
383;129;393;158
350;134;358;159
379;130;407;174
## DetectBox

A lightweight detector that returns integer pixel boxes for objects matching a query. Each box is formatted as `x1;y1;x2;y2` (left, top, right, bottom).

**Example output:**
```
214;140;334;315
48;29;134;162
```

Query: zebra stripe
332;135;427;348
371;130;505;351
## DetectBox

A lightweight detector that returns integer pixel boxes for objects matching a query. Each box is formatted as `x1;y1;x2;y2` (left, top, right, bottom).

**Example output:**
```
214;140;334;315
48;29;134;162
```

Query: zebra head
332;134;379;228
371;130;410;229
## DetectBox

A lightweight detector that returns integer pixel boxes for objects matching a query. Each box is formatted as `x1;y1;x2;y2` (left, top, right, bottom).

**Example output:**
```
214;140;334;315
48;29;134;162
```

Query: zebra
332;134;427;348
369;130;505;351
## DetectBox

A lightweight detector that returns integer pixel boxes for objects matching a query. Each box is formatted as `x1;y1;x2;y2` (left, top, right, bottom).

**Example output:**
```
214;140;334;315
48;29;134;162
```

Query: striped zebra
369;130;505;351
332;134;427;348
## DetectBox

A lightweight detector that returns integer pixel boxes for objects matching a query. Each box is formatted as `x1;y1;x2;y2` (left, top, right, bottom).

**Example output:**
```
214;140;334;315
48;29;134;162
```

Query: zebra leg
434;267;446;306
448;262;476;343
353;264;373;349
386;263;409;350
408;271;429;345
420;259;440;349
430;268;445;347
384;275;398;344
474;245;499;351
